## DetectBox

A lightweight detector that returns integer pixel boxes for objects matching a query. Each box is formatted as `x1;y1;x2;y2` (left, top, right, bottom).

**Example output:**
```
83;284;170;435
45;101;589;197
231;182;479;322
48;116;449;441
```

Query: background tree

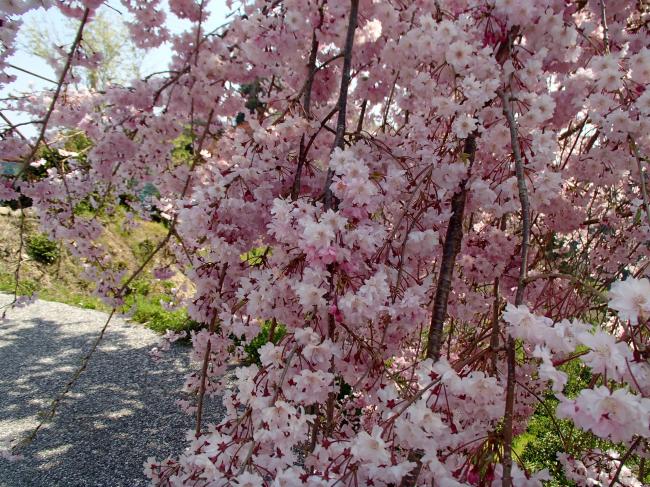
22;9;142;90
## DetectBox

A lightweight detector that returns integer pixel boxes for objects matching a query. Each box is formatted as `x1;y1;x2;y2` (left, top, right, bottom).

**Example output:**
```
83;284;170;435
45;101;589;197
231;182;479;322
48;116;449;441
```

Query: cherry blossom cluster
2;0;650;485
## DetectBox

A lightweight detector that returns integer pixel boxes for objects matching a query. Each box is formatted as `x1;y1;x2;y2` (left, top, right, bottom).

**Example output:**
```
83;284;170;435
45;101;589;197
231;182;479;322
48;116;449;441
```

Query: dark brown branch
381;71;399;133
558;116;588;141
322;0;359;211
0;111;31;142
425;134;477;361
401;135;477;487
291;134;307;201
490;276;501;374
302;29;320;116
355;98;368;139
194;262;229;436
291;25;320;201
608;437;641;487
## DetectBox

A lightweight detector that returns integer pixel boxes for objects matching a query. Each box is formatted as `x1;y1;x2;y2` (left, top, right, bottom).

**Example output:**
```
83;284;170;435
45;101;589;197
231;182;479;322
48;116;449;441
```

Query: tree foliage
1;1;650;486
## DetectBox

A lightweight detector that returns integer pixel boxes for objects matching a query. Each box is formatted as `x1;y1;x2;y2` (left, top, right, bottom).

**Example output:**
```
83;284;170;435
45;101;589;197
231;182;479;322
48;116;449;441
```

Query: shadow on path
0;297;223;487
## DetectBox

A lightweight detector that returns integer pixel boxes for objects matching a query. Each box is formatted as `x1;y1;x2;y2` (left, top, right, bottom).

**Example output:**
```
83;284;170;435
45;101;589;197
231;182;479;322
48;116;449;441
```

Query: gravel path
0;295;224;487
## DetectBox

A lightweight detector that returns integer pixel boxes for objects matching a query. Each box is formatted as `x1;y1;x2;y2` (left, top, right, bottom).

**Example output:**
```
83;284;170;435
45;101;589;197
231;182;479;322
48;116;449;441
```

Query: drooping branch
497;86;532;487
6;62;59;85
320;0;359;440
195;263;228;437
13;308;116;452
236;345;298;475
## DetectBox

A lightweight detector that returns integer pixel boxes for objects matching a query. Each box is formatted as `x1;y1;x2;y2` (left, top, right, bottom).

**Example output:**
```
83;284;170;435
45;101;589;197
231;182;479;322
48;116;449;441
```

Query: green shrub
123;292;201;335
242;320;286;364
127;278;151;297
26;234;60;265
135;239;155;263
517;359;649;485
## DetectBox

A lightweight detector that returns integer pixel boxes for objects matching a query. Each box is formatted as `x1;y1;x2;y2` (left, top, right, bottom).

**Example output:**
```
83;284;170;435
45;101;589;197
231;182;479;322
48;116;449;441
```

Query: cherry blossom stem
398;347;490;487
608;437;640;487
236;346;298;476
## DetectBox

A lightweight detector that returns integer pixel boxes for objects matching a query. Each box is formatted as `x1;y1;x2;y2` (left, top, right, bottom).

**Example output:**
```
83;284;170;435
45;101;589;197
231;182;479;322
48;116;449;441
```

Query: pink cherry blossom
3;0;650;484
609;277;650;325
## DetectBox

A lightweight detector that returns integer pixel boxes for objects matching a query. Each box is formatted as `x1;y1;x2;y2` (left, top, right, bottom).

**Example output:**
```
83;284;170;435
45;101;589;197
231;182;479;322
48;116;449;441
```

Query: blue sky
3;1;231;136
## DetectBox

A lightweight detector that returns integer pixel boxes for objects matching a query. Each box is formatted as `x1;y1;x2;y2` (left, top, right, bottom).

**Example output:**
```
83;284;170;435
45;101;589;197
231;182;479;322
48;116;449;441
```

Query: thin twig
599;0;610;54
380;71;399;133
6;63;59;85
0;111;31;142
608;437;641;487
13;309;116;452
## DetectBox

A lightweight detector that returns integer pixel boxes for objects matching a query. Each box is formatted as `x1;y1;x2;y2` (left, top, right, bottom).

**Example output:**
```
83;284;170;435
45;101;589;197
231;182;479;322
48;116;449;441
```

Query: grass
121;291;202;334
0;269;201;335
0;206;199;335
0;272;106;310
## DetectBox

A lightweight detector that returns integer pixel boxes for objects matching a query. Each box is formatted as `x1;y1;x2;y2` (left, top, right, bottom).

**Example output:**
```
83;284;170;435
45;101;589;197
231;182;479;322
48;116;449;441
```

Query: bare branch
6;63;59;85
